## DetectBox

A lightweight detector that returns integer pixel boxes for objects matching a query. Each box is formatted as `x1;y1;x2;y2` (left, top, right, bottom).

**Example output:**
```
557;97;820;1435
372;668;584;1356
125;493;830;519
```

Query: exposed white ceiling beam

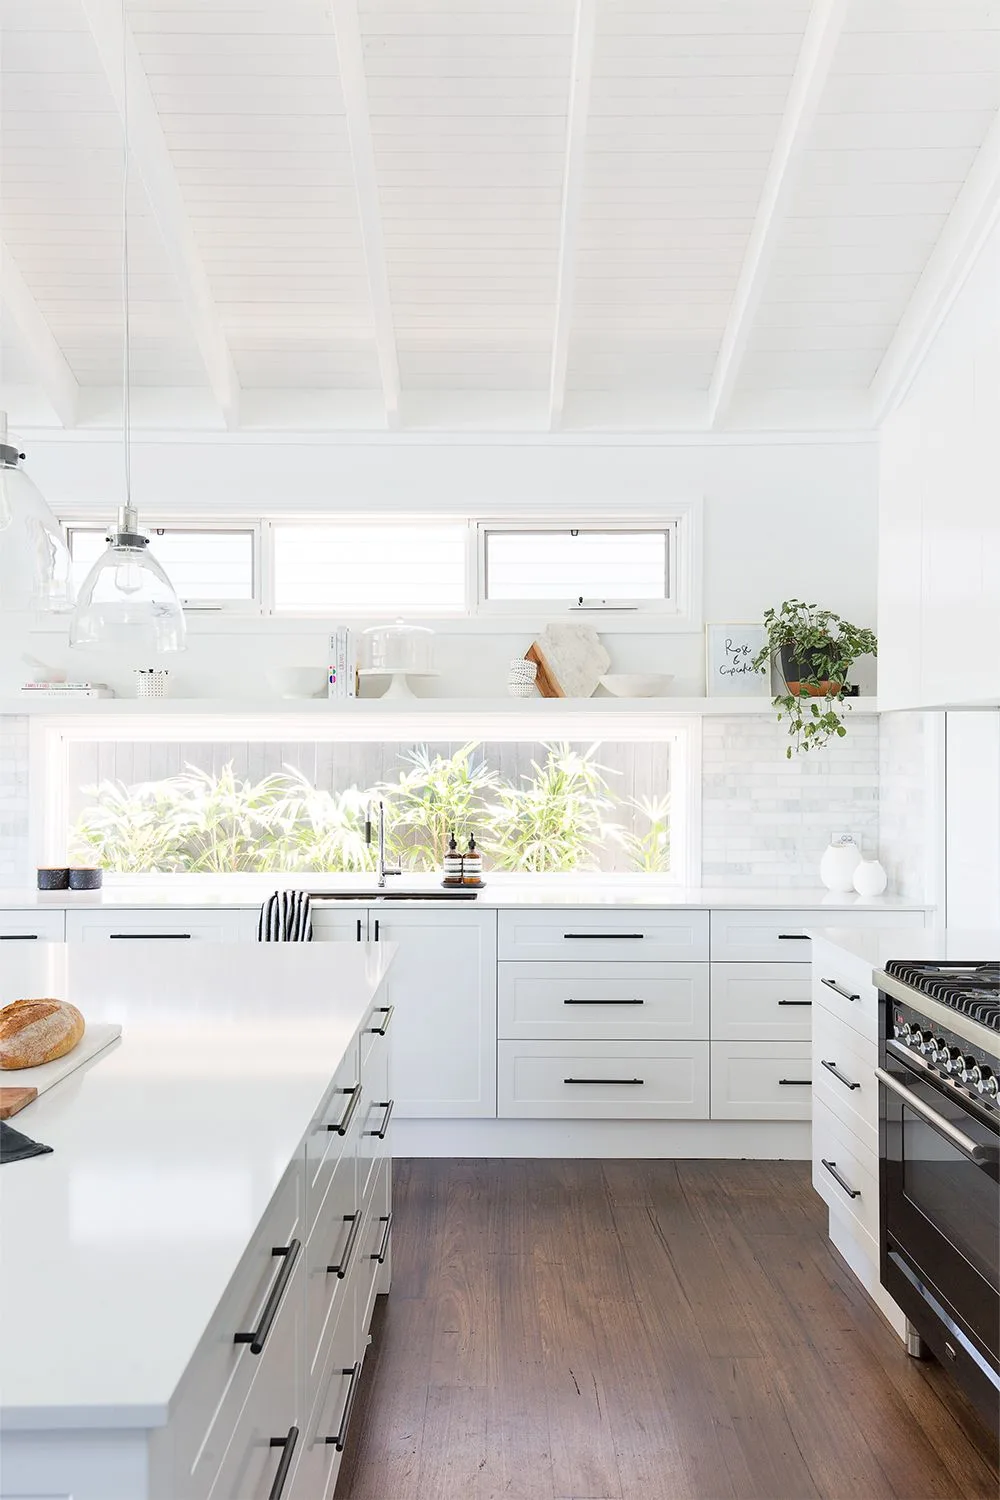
1;242;80;428
705;0;849;431
549;0;597;432
77;0;241;430
329;0;401;431
870;110;1000;425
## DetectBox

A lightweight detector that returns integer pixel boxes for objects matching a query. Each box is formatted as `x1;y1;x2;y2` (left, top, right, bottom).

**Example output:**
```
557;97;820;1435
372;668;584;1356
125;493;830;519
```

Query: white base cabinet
498;1039;710;1119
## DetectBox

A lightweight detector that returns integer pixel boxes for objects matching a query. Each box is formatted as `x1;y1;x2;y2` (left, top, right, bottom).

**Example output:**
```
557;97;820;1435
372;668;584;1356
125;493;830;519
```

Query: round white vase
852;858;888;896
819;839;861;892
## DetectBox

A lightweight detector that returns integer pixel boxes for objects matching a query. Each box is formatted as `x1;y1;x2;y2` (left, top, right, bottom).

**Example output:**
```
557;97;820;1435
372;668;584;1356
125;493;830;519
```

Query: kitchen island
0;941;395;1500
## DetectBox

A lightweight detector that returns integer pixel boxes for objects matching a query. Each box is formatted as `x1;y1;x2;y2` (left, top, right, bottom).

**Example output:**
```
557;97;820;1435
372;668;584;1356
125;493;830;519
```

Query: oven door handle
875;1066;999;1167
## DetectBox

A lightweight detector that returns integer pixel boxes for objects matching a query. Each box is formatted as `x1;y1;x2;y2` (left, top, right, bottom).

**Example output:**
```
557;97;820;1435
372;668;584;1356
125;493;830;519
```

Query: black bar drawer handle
371;1211;393;1265
563;932;644;940
374;917;380;942
777;999;812;1007
821;1059;861;1091
777;933;810;941
564;1076;644;1085
267;1426;299;1500
365;1098;394;1139
821;977;860;1002
328;1211;363;1278
564;997;644;1006
111;930;193;942
356;917;363;942
821;1159;860;1199
778;1078;811;1086
0;933;39;940
368;1004;394;1035
328;1082;362;1136
326;1362;363;1451
234;1239;301;1355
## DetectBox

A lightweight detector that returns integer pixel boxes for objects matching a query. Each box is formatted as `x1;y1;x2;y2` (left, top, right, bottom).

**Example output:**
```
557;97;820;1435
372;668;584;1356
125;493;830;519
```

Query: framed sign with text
705;623;770;697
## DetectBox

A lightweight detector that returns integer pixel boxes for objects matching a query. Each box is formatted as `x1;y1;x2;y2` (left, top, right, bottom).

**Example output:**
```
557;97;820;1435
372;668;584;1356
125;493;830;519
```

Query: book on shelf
328;630;357;700
20;683;115;698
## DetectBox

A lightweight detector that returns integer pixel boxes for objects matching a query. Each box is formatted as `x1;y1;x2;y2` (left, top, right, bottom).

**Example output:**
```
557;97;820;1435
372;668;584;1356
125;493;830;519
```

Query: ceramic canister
819;838;861;893
852;858;888;896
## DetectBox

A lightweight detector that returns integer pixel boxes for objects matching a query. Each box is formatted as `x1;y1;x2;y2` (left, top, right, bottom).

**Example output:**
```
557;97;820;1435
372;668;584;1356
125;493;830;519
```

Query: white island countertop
0;873;933;912
810;927;1000;967
0;941;394;1431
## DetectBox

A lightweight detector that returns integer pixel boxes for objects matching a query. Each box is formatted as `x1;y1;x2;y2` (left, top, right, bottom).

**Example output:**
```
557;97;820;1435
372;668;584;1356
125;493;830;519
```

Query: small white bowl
265;668;328;699
598;674;674;698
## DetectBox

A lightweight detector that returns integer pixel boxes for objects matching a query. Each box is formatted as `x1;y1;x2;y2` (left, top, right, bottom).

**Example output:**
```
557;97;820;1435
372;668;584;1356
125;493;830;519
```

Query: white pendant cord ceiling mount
69;0;185;655
0;413;73;612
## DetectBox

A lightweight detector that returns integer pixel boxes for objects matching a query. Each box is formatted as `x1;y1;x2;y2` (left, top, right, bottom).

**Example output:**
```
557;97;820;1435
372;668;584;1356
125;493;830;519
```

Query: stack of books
327;630;358;700
20;682;115;699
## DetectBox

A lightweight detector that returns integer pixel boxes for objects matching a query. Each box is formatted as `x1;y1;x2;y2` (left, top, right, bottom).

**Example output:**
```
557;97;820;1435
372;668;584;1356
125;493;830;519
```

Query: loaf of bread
0;998;86;1070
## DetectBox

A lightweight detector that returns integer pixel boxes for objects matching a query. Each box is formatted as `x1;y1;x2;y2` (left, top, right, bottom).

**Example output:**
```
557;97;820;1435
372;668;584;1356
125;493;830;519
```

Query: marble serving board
0;1024;122;1117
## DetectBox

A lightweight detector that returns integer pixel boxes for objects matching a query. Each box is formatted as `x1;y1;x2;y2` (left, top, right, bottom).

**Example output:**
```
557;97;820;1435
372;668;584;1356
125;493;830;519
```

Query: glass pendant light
0;413;73;612
69;0;185;655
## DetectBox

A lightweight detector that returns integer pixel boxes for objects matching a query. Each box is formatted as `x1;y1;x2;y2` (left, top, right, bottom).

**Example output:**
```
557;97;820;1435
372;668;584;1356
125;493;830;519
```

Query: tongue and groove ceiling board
0;0;998;434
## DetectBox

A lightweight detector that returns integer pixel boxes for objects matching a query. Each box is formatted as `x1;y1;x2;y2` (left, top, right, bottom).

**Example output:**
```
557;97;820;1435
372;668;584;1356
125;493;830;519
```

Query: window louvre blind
67;528;255;602
272;523;467;614
483;528;670;603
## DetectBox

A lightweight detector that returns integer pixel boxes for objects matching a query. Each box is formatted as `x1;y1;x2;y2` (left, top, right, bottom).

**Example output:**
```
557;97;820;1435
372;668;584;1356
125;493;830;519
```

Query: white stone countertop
0;874;933;912
0;942;394;1431
809;927;1000;967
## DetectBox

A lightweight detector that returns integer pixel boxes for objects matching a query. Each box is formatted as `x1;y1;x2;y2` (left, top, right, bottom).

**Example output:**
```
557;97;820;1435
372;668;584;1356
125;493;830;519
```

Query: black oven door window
900;1102;999;1287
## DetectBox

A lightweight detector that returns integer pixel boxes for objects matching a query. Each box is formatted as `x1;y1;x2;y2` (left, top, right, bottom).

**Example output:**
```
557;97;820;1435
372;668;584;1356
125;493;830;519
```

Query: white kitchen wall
945;710;1000;927
0;715;29;882
701;713;879;887
0;435;878;698
878;218;1000;711
877;710;945;904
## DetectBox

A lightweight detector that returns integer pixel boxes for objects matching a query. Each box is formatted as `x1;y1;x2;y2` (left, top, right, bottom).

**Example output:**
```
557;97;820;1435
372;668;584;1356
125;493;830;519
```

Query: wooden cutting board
0;1023;122;1119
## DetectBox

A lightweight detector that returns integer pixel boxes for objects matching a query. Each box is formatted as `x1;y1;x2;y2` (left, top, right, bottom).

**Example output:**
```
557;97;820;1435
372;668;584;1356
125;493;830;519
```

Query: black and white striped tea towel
258;890;313;942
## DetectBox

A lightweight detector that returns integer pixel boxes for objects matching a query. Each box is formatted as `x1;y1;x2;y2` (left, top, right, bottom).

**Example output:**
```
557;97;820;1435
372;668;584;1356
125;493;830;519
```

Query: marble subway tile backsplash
0;716;30;883
701;714;880;887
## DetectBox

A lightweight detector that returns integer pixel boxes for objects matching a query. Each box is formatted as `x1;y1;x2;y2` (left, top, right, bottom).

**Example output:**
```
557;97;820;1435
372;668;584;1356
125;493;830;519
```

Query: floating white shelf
1;696;880;717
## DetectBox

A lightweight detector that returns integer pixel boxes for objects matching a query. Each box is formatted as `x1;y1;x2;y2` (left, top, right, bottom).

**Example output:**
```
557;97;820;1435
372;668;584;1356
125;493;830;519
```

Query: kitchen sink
309;889;480;902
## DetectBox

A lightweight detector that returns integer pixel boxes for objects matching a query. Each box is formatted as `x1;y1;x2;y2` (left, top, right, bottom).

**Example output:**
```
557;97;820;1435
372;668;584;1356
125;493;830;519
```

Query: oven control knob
930;1038;950;1063
919;1033;938;1055
942;1047;963;1072
959;1057;978;1082
976;1070;998;1100
911;1029;931;1051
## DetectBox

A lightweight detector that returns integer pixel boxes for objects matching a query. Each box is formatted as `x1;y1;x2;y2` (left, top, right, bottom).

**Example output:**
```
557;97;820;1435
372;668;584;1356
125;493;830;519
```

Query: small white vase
819;837;861;892
853;858;888;896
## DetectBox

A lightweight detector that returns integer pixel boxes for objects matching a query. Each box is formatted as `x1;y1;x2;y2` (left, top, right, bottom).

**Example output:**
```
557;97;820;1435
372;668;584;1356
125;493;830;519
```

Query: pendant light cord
120;0;132;510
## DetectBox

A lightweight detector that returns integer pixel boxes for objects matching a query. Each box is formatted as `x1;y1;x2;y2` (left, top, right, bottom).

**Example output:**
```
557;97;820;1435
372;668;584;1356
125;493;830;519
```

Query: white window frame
30;712;700;886
62;521;263;616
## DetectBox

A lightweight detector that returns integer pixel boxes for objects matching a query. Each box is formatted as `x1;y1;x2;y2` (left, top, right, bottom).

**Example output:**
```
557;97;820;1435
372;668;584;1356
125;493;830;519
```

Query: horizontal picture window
66;526;256;604
271;522;468;614
481;525;674;608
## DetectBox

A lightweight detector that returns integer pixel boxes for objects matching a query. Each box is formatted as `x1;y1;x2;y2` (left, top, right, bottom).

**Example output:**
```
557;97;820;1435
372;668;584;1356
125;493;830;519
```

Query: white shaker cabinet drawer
305;1146;359;1397
304;1041;360;1238
65;909;245;943
710;908;924;963
497;1040;709;1119
0;910;65;941
172;1161;303;1500
710;1042;813;1120
812;1096;880;1244
498;908;708;963
813;1007;879;1152
206;1260;303;1500
497;962;709;1041
710;963;812;1041
813;960;879;1044
288;1290;357;1500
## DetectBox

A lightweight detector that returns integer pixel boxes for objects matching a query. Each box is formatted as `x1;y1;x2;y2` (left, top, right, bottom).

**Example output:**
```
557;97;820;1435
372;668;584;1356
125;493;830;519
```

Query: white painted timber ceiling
0;0;998;433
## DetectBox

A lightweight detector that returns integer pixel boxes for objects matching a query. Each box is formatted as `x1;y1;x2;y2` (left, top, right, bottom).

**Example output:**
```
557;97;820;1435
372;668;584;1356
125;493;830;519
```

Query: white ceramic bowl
265;668;328;699
598;673;673;698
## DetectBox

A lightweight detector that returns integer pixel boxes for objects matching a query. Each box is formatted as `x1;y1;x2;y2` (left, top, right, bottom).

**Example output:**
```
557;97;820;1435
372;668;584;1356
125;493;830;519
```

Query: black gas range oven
876;960;999;1428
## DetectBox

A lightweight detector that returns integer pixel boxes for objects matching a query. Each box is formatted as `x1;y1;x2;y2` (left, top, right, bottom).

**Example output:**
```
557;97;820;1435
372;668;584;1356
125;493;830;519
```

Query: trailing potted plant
752;600;877;758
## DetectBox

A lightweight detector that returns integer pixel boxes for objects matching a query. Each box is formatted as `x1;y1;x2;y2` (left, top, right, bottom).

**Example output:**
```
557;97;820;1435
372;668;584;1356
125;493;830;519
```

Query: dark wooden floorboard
334;1160;999;1500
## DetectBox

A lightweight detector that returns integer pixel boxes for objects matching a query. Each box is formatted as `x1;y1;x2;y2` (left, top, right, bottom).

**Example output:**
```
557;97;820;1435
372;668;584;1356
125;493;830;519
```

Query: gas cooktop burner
884;960;1000;1033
